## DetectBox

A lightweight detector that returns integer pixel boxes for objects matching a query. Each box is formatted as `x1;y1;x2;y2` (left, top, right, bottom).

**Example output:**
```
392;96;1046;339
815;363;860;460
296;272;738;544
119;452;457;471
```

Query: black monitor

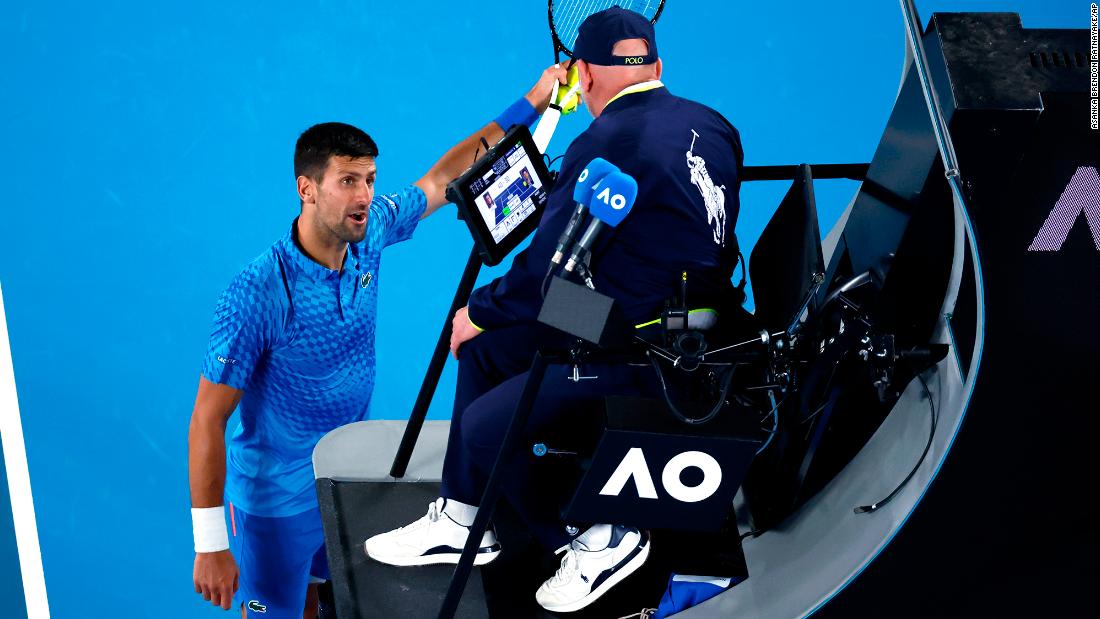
446;125;552;266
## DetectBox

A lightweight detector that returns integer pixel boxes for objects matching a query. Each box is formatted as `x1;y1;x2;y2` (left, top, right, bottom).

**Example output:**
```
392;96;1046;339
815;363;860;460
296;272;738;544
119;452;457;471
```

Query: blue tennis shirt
202;185;426;517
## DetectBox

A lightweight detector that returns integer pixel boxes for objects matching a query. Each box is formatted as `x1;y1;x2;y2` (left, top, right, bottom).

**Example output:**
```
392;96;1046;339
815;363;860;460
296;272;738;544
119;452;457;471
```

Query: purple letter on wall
1028;166;1100;252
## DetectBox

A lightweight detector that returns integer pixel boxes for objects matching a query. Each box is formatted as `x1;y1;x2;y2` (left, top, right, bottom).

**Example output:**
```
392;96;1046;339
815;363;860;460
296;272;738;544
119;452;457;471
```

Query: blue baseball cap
573;6;658;66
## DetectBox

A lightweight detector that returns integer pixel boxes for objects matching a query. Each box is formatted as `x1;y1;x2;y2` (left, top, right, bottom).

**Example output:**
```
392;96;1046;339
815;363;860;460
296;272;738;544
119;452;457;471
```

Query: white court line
0;281;50;618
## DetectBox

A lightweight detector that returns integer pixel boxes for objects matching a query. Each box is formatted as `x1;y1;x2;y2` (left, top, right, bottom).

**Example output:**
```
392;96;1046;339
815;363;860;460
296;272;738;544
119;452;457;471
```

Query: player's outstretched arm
414;64;568;216
188;376;244;611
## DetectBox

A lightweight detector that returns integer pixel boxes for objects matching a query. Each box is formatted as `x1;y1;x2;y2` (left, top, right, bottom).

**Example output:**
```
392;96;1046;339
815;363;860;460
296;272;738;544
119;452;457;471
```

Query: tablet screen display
467;142;545;244
447;125;552;266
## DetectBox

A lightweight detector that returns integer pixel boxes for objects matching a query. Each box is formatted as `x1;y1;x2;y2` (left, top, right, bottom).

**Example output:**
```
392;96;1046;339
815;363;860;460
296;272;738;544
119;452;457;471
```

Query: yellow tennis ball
558;65;582;115
566;63;580;87
559;91;580;115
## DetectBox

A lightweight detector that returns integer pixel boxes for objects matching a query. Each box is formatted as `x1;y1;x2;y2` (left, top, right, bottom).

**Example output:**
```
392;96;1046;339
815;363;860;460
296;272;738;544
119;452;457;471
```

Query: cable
574;261;596;289
854;372;937;514
540;261;591;300
647;352;737;426
473;136;492;165
540;264;558;299
755;390;782;455
798;365;840;427
544;152;566;170
634;336;679;364
800;401;830;427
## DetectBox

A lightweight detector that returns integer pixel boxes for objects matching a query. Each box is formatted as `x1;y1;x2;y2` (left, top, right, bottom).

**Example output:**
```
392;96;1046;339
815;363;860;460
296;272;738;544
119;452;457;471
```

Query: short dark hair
294;122;379;181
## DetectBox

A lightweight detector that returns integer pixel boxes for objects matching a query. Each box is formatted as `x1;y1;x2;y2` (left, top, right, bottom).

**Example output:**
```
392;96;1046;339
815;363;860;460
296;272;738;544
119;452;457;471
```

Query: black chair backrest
749;164;825;332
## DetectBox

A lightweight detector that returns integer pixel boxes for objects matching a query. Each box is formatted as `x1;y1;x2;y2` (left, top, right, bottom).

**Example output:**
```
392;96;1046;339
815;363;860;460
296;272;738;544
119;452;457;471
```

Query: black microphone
564;171;639;274
551;158;620;265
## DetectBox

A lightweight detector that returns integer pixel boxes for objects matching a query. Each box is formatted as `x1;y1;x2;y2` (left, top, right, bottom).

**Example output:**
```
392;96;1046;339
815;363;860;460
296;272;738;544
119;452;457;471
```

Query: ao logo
1028;166;1100;252
578;167;590;183
595;186;628;210
599;448;723;503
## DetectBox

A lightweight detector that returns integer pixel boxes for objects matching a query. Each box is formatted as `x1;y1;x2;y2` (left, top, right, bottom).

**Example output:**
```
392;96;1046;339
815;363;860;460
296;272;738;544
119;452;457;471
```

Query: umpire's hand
194;549;239;610
524;62;570;113
450;306;483;359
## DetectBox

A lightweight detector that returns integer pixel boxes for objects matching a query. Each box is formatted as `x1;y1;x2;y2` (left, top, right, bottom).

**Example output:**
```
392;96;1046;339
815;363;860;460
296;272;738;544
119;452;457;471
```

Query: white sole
364;542;500;567
539;537;651;613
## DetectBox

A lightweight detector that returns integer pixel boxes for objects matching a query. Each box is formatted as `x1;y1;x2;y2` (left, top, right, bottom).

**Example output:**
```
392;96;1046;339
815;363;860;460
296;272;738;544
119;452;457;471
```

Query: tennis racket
531;0;666;153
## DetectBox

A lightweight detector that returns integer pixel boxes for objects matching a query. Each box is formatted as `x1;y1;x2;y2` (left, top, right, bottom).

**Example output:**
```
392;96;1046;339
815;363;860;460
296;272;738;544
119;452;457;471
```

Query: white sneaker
363;498;501;567
535;524;651;613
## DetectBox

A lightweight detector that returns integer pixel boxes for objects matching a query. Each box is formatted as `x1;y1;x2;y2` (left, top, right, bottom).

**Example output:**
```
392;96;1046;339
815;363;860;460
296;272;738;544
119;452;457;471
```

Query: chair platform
317;478;489;618
315;420;748;618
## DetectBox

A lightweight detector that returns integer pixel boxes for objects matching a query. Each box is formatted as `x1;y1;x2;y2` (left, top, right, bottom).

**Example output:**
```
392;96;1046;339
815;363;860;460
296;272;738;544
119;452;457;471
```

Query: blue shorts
228;503;330;618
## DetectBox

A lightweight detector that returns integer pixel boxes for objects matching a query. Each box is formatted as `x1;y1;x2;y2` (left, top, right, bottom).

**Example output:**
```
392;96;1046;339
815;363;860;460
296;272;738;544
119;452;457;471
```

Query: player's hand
450;306;483;359
524;63;570;113
194;549;239;610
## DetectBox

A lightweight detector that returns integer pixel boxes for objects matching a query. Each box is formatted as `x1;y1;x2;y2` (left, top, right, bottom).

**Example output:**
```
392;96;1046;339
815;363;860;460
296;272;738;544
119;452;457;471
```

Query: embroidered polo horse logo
686;129;727;246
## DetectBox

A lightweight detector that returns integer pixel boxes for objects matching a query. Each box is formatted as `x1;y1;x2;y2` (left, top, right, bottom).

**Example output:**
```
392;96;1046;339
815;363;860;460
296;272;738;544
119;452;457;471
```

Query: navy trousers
439;324;660;550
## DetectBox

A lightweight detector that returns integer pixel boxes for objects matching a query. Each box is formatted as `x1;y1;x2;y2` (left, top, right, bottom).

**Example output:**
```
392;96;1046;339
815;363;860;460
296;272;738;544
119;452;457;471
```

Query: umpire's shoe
364;497;501;566
535;524;650;613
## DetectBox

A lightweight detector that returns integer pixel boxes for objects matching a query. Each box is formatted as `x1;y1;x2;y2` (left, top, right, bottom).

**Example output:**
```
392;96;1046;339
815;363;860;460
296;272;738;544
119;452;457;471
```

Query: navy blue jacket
468;85;744;330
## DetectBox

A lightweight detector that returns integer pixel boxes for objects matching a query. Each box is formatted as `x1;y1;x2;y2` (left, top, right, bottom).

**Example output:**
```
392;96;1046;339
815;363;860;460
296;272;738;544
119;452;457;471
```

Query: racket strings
551;0;662;54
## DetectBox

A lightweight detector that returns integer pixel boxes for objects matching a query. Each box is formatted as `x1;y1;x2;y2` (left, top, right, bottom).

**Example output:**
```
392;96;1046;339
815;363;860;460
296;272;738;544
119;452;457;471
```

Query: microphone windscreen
586;171;638;227
572;157;620;204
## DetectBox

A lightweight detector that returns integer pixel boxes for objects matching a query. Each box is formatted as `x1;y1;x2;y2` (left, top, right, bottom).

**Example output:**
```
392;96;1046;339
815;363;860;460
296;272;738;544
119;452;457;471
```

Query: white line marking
0;281;50;618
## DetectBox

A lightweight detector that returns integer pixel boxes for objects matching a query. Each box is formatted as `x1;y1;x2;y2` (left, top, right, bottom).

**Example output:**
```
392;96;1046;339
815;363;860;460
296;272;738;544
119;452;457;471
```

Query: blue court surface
1;442;28;617
0;1;1080;616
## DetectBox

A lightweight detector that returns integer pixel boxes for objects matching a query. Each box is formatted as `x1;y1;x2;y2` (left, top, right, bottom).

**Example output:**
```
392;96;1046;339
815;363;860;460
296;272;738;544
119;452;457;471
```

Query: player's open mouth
348;212;367;225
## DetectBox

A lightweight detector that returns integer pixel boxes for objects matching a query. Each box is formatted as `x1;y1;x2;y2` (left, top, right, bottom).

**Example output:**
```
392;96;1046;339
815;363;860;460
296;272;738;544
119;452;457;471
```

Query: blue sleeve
373;185;427;248
201;259;286;390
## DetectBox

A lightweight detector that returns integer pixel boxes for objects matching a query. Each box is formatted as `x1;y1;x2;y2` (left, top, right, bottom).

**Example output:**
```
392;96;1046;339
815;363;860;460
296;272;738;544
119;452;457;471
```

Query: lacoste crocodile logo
247;600;267;613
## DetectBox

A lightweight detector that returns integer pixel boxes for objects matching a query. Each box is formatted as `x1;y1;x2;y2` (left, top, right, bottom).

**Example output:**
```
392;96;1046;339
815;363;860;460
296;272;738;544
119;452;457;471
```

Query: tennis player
188;66;567;618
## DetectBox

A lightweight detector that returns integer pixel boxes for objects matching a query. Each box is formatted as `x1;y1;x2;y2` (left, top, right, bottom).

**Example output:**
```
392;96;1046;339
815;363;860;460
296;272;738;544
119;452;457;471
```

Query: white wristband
191;506;230;553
